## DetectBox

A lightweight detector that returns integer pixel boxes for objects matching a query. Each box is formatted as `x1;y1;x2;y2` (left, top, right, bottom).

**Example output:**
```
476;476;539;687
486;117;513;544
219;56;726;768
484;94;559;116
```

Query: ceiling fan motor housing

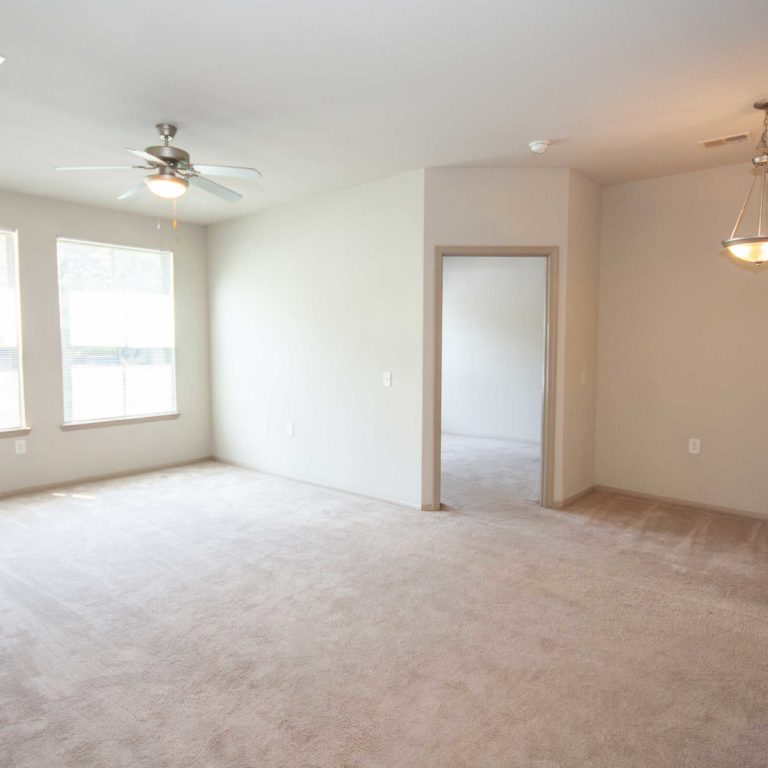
145;144;190;168
145;123;189;168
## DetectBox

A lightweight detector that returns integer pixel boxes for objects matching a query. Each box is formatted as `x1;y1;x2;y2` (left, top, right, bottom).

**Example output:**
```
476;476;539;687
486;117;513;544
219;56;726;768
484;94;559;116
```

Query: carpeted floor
1;460;767;767
441;432;541;511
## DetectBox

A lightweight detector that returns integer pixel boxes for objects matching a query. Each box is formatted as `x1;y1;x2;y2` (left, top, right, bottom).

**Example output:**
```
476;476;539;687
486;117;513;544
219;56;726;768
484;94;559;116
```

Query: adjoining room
440;254;548;514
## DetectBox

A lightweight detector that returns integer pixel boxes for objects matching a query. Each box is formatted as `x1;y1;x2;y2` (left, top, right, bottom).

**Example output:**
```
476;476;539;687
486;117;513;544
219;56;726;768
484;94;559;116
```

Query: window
57;239;176;425
0;228;25;431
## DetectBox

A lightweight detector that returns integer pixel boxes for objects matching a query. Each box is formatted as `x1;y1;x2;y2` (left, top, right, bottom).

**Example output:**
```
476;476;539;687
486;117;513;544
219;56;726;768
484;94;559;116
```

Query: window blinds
0;229;24;430
57;238;176;424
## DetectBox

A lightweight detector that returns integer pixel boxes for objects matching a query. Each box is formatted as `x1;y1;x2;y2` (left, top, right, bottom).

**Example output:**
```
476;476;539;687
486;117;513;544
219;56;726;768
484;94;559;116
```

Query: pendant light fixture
722;100;768;265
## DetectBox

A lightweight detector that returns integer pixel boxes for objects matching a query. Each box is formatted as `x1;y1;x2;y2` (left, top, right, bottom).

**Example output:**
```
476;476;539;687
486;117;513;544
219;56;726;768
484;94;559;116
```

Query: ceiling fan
56;123;262;202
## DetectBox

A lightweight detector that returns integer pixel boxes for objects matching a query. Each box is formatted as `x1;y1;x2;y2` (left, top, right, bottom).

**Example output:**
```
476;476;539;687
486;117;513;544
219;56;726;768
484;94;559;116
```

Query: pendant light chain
721;100;768;264
757;105;768;239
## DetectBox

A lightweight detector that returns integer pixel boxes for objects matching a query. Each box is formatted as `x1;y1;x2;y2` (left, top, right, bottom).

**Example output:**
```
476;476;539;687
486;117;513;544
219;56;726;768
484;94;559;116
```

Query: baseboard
213;456;423;511
442;431;541;445
551;485;596;509
8;459;759;525
0;456;215;501
594;484;767;522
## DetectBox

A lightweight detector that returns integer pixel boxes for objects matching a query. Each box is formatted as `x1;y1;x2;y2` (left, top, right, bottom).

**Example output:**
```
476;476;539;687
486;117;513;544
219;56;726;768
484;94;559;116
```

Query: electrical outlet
286;421;294;437
264;419;270;433
14;439;26;455
688;438;701;455
382;371;392;387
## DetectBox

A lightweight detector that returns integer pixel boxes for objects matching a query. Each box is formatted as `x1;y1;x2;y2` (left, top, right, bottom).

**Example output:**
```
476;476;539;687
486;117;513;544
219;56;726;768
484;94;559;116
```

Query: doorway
429;247;558;511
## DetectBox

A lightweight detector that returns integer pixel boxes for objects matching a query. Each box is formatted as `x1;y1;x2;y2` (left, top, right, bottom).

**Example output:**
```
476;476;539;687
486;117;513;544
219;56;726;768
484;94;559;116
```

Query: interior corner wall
596;162;768;516
421;168;600;507
0;189;212;496
442;256;546;441
562;169;601;500
206;171;425;508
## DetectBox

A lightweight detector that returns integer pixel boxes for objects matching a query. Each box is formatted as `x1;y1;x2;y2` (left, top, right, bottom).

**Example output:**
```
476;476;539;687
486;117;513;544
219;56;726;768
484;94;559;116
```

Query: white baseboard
442;431;541;445
594;484;767;522
0;456;215;500
551;485;596;509
213;456;422;511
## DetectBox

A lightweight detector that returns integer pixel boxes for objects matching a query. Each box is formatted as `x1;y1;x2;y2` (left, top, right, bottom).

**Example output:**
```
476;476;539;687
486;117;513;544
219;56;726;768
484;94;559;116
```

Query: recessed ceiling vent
700;132;750;149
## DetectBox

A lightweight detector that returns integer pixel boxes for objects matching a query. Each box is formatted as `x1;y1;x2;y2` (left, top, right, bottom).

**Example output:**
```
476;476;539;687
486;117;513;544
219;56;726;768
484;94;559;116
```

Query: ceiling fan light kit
145;167;189;200
722;100;768;265
56;123;262;204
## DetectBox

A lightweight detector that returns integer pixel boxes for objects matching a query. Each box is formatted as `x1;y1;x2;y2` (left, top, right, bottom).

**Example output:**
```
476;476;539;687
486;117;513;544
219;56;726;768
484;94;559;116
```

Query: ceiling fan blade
126;148;168;166
56;165;137;171
191;164;262;181
117;181;147;200
189;174;242;202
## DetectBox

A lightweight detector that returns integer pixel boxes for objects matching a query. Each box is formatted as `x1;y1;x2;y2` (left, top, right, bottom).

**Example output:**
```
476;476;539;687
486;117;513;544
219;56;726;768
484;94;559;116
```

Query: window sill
0;426;31;438
60;412;181;431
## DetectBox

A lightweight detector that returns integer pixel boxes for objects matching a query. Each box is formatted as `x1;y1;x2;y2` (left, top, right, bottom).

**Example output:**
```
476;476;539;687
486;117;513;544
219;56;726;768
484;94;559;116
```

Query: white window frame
56;237;179;429
0;227;28;437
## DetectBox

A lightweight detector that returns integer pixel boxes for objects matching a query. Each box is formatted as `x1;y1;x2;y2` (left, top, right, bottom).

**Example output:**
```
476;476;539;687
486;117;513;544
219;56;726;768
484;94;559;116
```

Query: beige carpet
1;461;767;767
441;432;541;510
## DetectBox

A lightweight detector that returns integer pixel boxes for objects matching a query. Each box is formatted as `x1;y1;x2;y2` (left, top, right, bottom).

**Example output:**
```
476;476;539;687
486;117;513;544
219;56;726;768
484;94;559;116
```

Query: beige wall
0;190;212;495
423;168;601;506
563;170;601;498
4;168;601;510
442;256;546;441
596;162;767;516
6;162;762;516
208;167;601;509
207;172;425;507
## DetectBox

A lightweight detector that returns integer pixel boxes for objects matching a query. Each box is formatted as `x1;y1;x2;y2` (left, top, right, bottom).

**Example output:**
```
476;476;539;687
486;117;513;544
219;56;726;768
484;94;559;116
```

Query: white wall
442;256;546;441
209;167;601;509
2;167;600;510
562;170;602;497
423;168;601;506
597;162;768;516
7;161;761;516
207;172;425;507
0;190;211;495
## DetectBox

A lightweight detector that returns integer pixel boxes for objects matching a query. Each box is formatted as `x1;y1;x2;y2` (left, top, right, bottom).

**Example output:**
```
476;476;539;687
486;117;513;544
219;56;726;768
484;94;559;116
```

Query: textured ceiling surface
0;0;766;223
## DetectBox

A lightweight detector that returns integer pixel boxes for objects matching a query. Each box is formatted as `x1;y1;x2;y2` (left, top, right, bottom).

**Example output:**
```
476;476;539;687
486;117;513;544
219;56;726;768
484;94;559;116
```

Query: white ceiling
0;0;766;224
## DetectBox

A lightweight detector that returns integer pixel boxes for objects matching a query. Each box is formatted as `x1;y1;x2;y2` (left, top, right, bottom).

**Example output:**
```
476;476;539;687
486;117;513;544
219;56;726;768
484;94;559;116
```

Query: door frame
428;245;559;509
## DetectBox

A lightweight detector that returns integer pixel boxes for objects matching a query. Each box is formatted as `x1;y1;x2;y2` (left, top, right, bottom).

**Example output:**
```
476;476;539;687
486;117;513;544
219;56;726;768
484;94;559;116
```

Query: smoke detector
528;140;551;154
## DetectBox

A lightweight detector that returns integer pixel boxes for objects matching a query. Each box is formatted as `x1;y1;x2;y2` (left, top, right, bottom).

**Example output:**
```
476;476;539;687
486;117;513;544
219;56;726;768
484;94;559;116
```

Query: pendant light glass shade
722;101;768;265
723;235;768;264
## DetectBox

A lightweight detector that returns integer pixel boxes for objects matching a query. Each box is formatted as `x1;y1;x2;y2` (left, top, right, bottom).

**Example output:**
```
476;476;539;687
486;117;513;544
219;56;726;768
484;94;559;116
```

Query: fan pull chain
172;200;178;231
